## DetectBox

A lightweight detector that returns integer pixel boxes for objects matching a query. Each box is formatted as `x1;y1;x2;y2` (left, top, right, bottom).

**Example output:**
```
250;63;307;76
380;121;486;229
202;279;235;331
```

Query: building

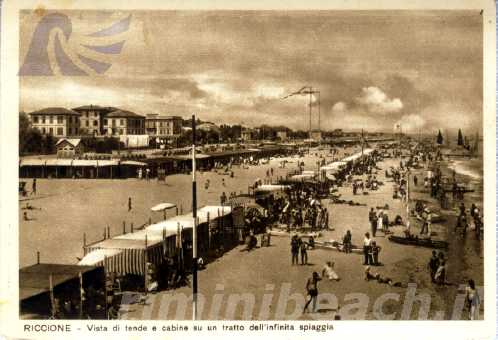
310;130;322;141
56;138;84;158
104;109;145;136
72;105;117;136
29;107;81;137
145;114;183;137
241;129;253;141
276;130;288;141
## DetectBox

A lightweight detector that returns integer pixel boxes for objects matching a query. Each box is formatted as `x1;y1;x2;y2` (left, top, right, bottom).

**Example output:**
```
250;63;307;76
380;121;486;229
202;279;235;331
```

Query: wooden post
123;221;126;234
207;212;210;251
180;204;183;215
49;274;55;318
149;217;152;225
144;234;148;294
37;251;40;264
103;255;108;317
176;206;179;216
107;226;110;239
131;223;134;233
79;272;84;319
103;228;106;240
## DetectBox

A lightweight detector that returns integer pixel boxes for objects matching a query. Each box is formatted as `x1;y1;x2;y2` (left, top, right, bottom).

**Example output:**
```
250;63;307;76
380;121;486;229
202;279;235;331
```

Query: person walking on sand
303;272;321;313
128;197;132;212
465;279;480;320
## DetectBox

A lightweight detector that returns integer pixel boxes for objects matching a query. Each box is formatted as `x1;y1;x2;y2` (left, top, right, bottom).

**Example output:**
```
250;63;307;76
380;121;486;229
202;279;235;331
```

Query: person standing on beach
291;235;300;265
31;178;37;195
465;279;481;320
128;197;132;212
369;208;377;237
300;238;308;265
428;250;439;283
343;230;352;253
363;232;372;265
377;211;383;235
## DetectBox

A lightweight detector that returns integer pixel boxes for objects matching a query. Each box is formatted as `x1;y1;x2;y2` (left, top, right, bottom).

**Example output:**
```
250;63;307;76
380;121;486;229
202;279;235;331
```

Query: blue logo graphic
19;12;131;76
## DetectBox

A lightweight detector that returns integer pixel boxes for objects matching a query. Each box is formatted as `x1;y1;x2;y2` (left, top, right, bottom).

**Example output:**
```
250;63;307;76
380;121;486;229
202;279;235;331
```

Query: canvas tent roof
20;263;98;301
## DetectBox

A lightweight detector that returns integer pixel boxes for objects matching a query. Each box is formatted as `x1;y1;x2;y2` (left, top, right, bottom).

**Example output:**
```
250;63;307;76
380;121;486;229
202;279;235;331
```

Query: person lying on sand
322;261;340;281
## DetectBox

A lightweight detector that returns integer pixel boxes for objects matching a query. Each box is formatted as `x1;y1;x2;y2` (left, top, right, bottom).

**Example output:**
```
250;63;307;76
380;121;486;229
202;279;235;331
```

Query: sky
19;10;483;134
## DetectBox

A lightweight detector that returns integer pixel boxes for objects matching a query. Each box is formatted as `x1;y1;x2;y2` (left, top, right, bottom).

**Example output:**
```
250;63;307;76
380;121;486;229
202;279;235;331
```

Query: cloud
332;102;347;113
394;114;426;133
355;86;403;114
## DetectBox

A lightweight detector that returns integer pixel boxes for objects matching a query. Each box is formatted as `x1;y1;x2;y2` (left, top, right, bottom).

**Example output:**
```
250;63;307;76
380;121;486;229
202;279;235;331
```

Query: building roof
106;109;144;118
29;107;80;116
145;115;182;120
72;104;117;112
55;138;81;147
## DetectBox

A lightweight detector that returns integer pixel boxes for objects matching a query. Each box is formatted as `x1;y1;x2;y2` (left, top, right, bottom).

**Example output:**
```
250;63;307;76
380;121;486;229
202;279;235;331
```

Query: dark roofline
72;105;118;112
29;107;81;116
145;115;182;120
106;109;145;118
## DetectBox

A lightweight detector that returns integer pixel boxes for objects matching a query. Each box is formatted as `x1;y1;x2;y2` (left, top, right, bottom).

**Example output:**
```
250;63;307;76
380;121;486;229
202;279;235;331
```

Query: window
49;116;53;124
119;129;123;134
103;119;108;125
86;121;89;127
33;116;39;123
49;127;53;135
68;127;72;135
120;119;124;126
57;127;63;135
93;120;98;126
41;127;46;134
42;116;46;124
57;116;63;124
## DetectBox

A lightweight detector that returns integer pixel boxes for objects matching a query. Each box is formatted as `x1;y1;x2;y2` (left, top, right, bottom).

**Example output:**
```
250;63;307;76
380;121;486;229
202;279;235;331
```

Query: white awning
151;203;177;212
120;160;148;166
78;248;122;266
255;184;291;192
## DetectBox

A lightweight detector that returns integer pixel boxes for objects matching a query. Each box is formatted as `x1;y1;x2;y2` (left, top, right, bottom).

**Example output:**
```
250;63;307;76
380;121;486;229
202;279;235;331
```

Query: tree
436;130;444;145
457;129;464;146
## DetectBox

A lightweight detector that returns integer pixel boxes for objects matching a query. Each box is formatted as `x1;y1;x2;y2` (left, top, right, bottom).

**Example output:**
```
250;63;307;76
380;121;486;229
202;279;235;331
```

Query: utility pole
281;86;320;141
191;114;198;320
309;87;312;138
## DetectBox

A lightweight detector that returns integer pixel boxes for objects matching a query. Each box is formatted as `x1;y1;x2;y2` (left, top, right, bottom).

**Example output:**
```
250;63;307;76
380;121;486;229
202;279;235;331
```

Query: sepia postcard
0;0;496;339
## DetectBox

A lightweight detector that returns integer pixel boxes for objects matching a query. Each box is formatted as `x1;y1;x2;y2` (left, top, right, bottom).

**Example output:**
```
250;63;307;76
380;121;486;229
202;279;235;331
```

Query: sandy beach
19;147;484;320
